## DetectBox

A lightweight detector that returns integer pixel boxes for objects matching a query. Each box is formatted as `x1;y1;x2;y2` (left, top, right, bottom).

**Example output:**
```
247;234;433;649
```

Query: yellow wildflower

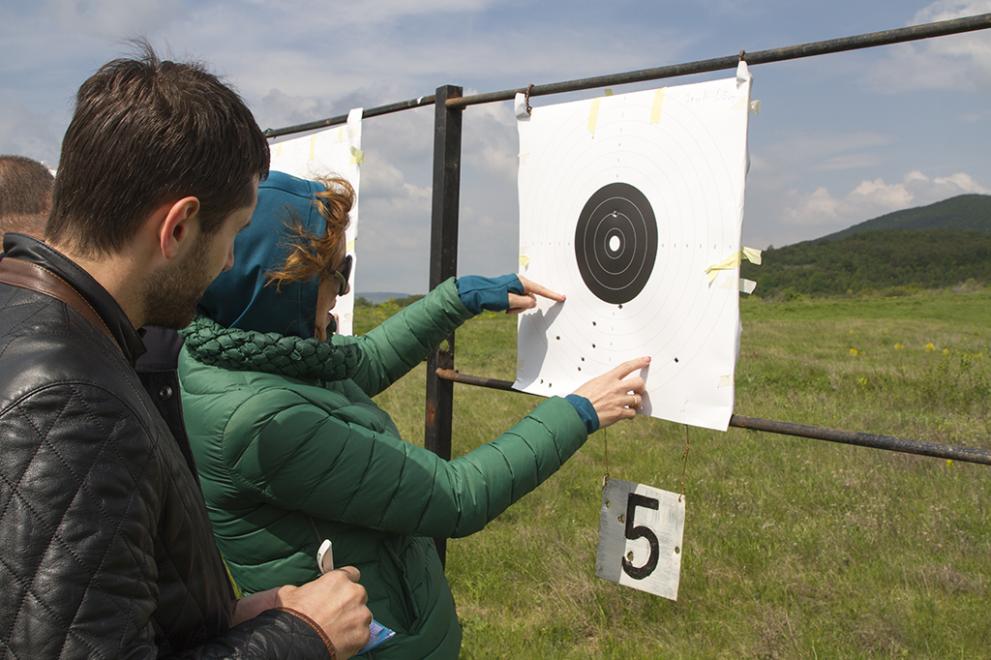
925;342;936;352
942;348;950;356
894;342;905;350
848;347;860;357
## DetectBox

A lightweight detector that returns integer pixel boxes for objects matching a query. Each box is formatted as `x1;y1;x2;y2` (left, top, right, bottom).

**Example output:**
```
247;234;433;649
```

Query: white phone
316;539;335;575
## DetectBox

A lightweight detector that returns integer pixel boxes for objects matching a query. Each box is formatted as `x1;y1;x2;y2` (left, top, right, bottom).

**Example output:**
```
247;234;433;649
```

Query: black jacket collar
2;233;147;365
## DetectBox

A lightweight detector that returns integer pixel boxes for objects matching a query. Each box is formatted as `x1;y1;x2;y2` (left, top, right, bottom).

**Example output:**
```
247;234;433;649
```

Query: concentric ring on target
574;182;658;305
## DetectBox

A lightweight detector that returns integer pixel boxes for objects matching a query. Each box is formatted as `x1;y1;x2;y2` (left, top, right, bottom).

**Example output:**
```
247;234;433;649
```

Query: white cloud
959;109;991;122
242;0;499;28
47;0;185;39
750;131;891;192
868;1;991;92
782;169;989;229
788;186;842;221
462;94;518;182
850;177;914;209
817;153;882;171
0;97;63;165
914;0;991;22
349;147;435;291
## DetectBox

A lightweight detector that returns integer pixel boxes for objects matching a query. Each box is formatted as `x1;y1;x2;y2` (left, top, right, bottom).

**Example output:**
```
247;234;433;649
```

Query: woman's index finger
519;275;566;302
611;356;652;379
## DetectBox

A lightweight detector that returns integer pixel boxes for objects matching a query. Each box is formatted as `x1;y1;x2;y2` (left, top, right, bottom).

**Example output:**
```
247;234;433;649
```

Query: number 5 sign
595;478;685;600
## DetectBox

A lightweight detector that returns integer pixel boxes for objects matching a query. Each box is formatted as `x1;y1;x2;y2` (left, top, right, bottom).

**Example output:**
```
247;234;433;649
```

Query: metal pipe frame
261;14;991;543
264;13;991;137
424;85;464;564
434;369;991;466
264;96;435;138
446;13;991;108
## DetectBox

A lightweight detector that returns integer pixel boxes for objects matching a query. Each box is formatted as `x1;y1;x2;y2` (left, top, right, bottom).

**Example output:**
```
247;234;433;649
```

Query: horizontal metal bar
264;95;436;138
728;415;991;465
436;369;522;392
435;369;991;466
447;13;991;108
263;13;991;138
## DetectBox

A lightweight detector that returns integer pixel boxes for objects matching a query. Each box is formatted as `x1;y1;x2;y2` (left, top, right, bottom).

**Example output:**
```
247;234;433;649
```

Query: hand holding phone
316;539;396;654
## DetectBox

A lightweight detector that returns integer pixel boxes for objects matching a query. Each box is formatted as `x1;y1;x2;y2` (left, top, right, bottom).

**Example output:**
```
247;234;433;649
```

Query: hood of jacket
197;170;326;339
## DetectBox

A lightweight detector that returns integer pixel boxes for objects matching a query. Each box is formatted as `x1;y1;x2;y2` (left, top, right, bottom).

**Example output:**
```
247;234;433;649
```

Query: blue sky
1;0;989;292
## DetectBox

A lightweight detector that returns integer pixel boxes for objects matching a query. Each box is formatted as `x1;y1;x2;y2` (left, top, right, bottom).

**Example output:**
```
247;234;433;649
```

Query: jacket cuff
564;394;600;433
455;274;524;314
433;277;475;321
277;607;337;659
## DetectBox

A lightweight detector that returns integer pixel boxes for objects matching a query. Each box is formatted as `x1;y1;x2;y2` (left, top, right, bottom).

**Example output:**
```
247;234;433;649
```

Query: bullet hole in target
674;357;680;363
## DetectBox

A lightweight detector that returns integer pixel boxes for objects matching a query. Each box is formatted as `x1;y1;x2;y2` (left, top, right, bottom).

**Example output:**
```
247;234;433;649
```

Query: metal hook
524;83;535;115
738;49;746;63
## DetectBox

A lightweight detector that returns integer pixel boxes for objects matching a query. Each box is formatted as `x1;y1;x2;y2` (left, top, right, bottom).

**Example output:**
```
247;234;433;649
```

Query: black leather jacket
0;234;330;658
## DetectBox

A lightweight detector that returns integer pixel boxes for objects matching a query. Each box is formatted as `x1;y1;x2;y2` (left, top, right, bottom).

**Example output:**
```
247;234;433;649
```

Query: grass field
355;287;991;658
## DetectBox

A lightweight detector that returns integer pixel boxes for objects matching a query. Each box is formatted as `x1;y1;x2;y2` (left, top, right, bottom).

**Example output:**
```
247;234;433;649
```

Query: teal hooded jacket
178;172;590;658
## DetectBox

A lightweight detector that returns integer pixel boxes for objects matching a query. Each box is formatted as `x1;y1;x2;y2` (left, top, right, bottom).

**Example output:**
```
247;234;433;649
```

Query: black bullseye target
574;182;658;305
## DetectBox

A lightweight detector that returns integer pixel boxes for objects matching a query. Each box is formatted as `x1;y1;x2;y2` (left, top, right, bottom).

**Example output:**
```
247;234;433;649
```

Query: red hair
266;176;354;288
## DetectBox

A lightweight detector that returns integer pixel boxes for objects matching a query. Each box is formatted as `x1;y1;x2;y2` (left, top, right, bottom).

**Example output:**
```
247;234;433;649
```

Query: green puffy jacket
179;279;589;658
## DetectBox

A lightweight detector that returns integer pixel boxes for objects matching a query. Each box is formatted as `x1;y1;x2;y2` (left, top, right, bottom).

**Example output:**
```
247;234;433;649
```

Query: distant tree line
355;294;425;308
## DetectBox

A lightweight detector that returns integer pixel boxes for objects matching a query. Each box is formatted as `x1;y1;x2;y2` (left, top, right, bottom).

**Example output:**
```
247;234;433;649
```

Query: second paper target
515;65;752;431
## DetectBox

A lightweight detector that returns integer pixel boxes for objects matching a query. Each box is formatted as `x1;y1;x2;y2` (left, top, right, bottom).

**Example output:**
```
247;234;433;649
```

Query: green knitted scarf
180;316;361;382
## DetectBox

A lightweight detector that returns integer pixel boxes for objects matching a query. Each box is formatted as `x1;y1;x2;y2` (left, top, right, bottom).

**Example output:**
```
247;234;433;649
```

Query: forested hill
820;194;991;241
742;194;991;298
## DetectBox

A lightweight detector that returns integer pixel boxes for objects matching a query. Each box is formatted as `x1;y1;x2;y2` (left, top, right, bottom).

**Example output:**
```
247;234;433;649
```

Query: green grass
355;287;991;658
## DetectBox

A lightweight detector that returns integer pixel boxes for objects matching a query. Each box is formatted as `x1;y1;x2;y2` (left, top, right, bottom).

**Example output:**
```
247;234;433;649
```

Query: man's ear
158;196;201;260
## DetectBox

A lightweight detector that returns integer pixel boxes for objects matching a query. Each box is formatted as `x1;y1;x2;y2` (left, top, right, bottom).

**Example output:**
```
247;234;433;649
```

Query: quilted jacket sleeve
225;392;588;538
332;277;472;397
0;384;330;660
171;609;331;659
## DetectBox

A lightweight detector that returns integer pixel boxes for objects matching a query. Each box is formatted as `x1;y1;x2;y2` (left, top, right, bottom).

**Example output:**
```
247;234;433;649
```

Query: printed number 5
622;493;660;580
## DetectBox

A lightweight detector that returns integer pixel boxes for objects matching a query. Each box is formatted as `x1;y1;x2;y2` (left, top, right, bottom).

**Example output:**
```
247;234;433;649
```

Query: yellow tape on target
587;98;602;136
650;89;666;124
705;247;762;283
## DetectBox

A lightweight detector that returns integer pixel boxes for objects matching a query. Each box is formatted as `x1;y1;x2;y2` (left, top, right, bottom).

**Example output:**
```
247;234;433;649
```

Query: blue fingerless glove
565;394;600;434
456;274;525;314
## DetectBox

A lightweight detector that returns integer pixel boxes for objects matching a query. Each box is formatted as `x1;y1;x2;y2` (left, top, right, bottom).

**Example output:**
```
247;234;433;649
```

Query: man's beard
143;242;215;329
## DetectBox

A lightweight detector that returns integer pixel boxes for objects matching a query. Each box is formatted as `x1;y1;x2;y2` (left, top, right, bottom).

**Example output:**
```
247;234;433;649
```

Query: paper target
515;64;752;431
268;108;362;335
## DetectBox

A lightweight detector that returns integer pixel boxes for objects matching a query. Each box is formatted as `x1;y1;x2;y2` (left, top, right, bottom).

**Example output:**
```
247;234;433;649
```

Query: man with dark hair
0;48;371;658
0;154;53;242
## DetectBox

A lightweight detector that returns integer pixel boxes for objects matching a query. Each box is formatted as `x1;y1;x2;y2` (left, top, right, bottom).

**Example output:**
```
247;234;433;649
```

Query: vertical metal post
424;85;463;565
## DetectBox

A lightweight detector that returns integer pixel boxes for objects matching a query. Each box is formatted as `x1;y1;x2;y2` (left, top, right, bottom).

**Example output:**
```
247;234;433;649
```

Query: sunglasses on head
331;254;353;297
